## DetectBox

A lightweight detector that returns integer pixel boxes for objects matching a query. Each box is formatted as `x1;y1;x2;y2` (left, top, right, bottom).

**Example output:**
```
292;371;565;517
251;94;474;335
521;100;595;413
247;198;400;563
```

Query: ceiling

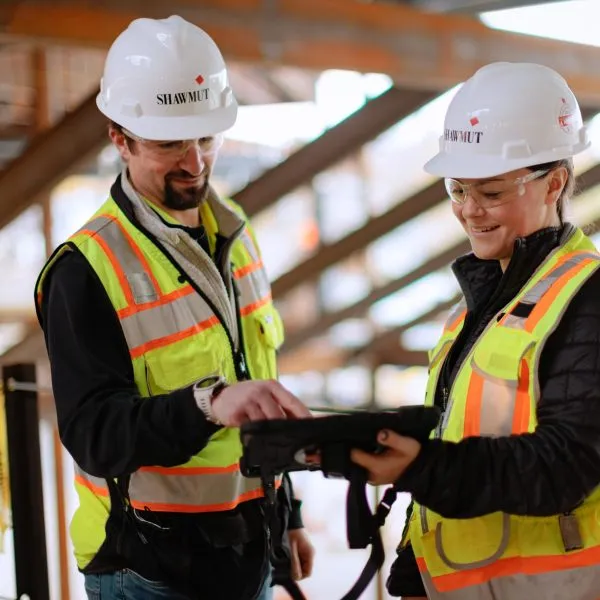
2;0;599;384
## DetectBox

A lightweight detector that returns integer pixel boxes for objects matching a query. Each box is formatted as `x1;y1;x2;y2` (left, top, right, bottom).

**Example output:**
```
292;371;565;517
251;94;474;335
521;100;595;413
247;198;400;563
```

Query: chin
470;243;503;262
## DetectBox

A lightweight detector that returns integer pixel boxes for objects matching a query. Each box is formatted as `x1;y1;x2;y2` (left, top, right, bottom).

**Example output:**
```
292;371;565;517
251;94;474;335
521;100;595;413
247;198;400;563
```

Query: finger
289;539;303;581
245;403;267;422
376;429;410;450
257;396;288;420
300;545;314;578
350;448;378;470
268;381;312;419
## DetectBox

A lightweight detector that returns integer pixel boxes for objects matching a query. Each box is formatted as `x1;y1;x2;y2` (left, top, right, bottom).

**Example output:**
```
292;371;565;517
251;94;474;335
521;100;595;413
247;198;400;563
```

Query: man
35;15;314;600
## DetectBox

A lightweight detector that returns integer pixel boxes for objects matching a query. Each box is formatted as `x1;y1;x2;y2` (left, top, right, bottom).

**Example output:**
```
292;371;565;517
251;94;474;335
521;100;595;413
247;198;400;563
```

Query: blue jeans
84;569;273;600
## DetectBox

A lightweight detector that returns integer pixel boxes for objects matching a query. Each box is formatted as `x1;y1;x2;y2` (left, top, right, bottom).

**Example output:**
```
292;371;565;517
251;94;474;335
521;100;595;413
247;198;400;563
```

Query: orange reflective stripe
80;228;136;306
75;474;109;497
512;358;531;434
240;294;272;317
140;463;240;476
234;260;264;279
428;545;600;593
463;368;484;437
130;315;219;359
117;285;194;319
446;309;466;333
130;483;280;514
525;257;595;332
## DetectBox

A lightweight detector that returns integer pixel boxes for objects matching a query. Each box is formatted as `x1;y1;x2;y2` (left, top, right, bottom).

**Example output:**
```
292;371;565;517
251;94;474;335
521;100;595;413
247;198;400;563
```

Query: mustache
166;169;209;182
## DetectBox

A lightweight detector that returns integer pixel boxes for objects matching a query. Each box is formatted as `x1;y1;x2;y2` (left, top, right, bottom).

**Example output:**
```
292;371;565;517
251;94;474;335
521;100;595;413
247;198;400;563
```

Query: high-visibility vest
409;227;600;600
36;193;284;568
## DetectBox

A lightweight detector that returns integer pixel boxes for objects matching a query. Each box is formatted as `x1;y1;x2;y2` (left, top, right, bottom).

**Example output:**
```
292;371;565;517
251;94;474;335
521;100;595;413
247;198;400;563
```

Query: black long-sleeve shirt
389;225;600;596
41;249;221;477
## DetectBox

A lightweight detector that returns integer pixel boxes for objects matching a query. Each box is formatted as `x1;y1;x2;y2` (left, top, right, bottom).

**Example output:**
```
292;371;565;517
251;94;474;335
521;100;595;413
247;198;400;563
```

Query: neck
164;207;201;228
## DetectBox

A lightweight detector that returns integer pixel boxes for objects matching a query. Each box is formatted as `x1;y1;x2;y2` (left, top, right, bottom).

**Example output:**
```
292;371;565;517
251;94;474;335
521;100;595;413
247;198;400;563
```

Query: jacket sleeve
38;250;219;478
396;268;600;518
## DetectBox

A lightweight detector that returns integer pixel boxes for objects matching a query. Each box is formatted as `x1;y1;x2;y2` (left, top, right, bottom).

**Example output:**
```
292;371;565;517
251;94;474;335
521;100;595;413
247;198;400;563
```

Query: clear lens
445;169;549;209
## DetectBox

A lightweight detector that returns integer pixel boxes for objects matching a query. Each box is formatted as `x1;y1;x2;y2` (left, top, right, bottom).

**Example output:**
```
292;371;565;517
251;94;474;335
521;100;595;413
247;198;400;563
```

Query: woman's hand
351;429;422;486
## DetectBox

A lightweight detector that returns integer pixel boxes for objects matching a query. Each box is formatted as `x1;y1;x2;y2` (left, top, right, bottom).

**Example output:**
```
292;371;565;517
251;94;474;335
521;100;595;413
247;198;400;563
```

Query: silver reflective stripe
521;253;598;304
420;560;600;600
98;218;160;304
503;253;599;330
500;314;527;330
81;215;160;305
444;299;467;332
129;468;263;511
472;361;519;437
74;465;109;495
82;215;113;235
120;291;217;354
239;229;261;264
236;269;272;312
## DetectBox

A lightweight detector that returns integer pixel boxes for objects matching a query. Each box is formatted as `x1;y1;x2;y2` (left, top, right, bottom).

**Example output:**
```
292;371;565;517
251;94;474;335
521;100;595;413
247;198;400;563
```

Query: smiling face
450;166;568;269
109;124;222;225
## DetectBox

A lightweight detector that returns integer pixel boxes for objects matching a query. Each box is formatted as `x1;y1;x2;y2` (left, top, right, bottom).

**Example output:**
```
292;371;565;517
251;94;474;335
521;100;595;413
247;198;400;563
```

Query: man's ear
108;126;131;162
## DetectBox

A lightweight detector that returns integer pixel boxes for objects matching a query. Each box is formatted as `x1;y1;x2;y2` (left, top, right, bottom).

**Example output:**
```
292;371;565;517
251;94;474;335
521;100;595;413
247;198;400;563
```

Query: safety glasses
122;129;223;160
444;169;551;209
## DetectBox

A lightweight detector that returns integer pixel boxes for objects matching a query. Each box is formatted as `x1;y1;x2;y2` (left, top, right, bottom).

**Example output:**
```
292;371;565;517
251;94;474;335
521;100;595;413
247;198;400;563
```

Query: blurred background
2;0;600;598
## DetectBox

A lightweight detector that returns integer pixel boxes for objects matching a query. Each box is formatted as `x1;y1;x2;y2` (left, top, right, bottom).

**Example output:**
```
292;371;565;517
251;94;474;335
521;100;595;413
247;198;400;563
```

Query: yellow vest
409;228;600;600
36;194;284;568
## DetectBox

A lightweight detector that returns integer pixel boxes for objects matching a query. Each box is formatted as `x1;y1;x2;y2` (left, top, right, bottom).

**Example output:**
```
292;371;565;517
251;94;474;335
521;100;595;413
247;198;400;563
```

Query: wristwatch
193;375;227;425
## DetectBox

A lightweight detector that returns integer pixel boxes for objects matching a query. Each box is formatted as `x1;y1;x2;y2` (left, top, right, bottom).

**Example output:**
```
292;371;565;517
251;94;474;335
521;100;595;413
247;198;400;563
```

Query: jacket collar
452;223;576;312
111;170;244;240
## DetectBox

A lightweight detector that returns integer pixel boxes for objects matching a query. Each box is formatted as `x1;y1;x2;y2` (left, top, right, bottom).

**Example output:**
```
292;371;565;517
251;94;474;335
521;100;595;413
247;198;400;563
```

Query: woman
352;62;600;600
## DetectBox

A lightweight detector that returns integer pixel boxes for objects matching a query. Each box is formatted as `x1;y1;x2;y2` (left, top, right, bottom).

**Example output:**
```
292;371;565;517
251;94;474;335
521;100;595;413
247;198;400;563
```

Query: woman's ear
546;167;568;206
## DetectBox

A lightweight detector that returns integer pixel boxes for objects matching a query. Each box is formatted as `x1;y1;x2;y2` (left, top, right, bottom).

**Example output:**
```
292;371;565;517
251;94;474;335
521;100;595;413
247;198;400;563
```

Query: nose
178;141;206;176
460;193;485;218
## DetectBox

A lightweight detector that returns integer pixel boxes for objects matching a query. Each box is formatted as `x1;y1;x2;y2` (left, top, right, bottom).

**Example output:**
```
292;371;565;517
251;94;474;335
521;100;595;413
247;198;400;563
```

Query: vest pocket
144;342;230;395
420;512;510;575
243;308;284;380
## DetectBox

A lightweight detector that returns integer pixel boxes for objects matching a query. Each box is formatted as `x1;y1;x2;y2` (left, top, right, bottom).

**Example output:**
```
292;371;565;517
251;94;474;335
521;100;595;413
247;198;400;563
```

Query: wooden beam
5;0;600;105
0;89;106;230
282;239;471;353
233;87;436;216
280;158;600;356
272;179;446;298
352;294;462;361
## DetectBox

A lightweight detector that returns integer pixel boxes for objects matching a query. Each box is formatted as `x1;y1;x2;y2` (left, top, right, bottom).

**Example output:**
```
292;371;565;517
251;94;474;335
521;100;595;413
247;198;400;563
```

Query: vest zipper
231;271;250;381
435;386;449;438
124;201;246;382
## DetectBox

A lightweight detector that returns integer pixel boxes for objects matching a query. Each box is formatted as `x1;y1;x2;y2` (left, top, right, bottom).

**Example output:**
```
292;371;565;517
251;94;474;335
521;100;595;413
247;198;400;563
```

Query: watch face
197;376;221;389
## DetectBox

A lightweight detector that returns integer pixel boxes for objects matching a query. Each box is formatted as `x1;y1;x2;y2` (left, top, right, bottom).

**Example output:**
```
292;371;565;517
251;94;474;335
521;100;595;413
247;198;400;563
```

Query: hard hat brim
424;143;590;179
97;95;238;141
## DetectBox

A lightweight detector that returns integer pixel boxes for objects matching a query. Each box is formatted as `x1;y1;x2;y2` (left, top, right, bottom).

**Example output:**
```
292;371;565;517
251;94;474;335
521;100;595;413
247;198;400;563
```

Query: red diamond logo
470;117;479;126
195;74;204;85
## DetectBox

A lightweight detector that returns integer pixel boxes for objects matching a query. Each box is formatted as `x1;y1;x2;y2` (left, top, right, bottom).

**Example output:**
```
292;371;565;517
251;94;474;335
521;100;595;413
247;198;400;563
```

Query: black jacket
36;176;301;598
388;224;600;597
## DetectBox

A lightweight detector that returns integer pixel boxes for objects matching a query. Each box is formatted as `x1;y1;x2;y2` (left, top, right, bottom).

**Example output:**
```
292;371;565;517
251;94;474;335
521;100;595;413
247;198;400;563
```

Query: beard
163;171;210;211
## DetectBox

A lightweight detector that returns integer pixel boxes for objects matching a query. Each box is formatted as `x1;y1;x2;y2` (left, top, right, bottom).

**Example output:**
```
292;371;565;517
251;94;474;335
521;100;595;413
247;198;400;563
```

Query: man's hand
350;429;421;486
288;529;315;581
211;380;312;427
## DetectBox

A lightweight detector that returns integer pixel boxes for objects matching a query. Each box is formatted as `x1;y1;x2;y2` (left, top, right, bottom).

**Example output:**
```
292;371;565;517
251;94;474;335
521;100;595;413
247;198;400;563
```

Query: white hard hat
424;62;590;179
96;15;238;140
